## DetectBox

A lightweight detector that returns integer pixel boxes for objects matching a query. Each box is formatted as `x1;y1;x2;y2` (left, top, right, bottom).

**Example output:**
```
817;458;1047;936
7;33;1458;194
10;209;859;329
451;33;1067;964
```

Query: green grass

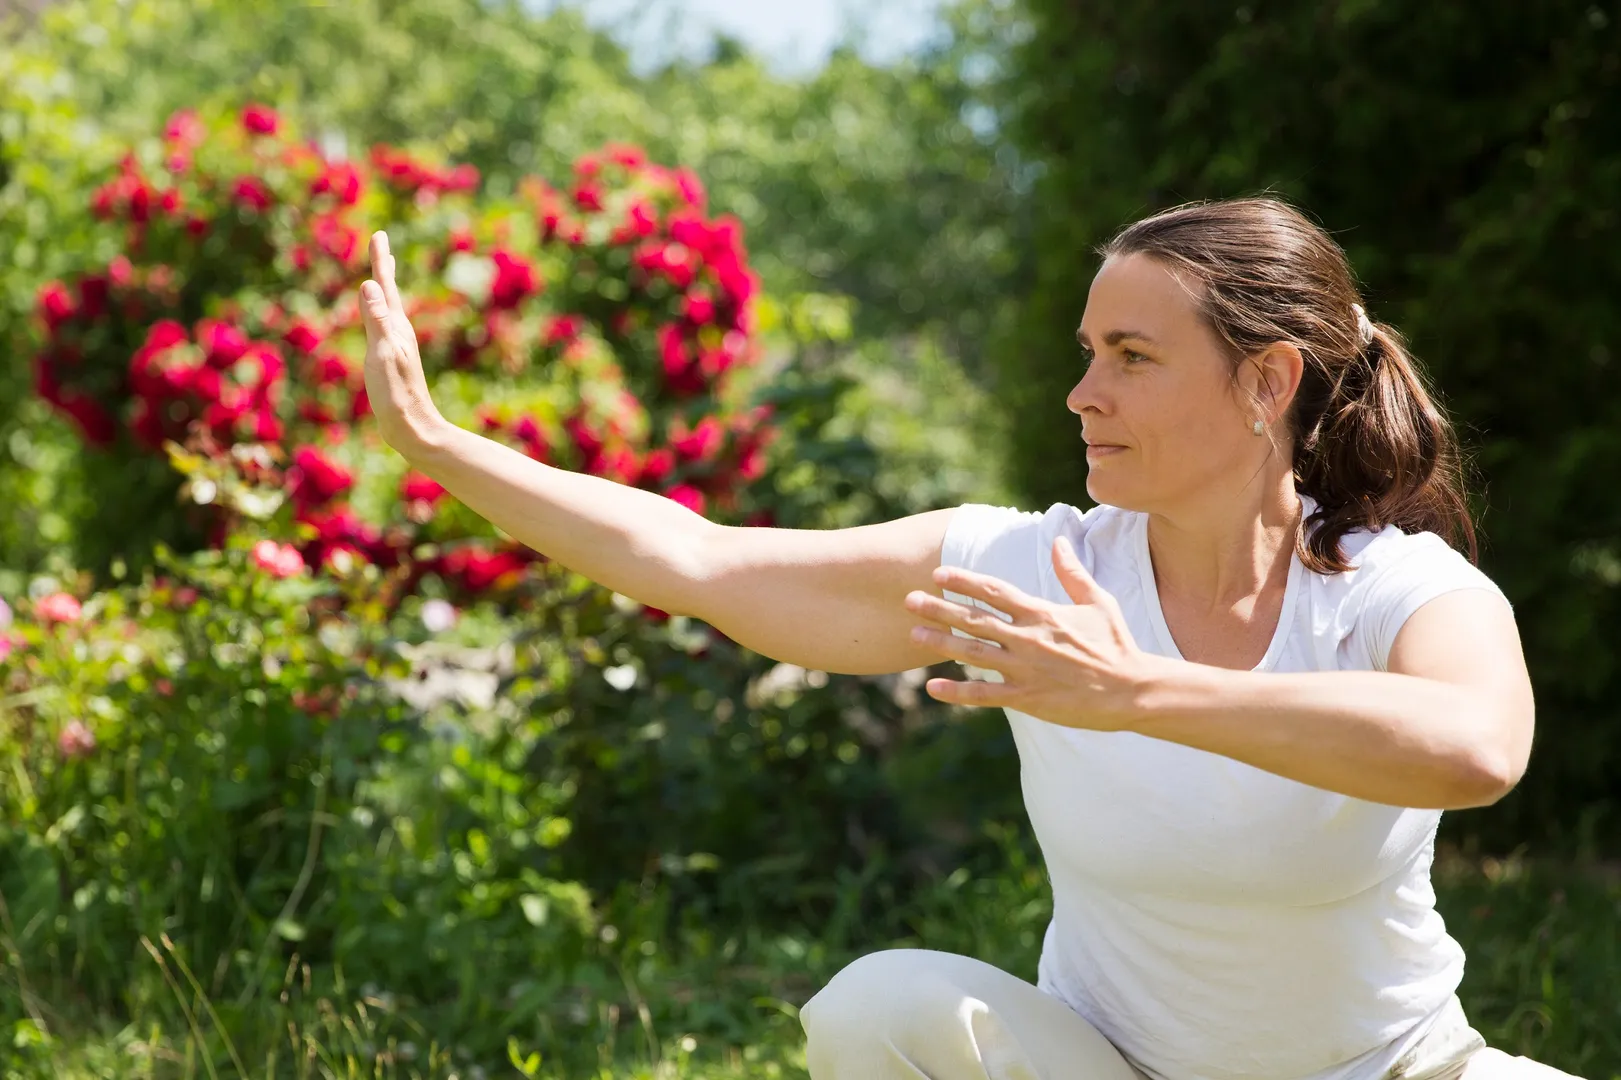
5;837;1618;1080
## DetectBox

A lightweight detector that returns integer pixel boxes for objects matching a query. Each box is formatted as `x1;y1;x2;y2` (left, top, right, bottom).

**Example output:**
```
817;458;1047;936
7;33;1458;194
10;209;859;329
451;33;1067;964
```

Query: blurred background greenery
0;0;1616;1077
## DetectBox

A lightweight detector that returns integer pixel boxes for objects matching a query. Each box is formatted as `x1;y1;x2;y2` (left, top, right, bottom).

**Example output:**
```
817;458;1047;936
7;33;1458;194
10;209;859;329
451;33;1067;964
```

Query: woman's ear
1244;341;1305;421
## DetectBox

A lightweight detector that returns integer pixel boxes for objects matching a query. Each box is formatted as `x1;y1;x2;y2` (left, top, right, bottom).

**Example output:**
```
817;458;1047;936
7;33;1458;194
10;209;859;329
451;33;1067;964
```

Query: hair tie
1351;303;1375;347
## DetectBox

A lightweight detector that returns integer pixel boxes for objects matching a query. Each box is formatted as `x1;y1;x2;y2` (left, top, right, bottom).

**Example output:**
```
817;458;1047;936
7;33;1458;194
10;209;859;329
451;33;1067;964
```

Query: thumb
359;279;389;349
1052;536;1100;602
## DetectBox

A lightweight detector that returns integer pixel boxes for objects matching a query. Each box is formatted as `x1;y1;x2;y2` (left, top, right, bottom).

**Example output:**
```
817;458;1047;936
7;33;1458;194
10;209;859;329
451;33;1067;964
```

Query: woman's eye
1123;349;1149;364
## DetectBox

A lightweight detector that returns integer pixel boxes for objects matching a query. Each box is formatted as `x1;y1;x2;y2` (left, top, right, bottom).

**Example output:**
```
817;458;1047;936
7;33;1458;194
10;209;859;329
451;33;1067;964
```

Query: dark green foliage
1001;0;1621;847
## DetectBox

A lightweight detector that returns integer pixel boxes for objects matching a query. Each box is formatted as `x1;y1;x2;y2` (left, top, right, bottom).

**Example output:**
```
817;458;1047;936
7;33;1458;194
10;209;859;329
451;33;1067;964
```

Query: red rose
77;274;109;320
664;484;706;516
311;162;363;205
283;321;323;354
290;445;354;506
488;248;539;310
241;103;280;136
640;448;675;486
401;471;446;504
543;314;584;348
36;281;75;332
198;318;250;369
231;176;274;213
672;416;725;464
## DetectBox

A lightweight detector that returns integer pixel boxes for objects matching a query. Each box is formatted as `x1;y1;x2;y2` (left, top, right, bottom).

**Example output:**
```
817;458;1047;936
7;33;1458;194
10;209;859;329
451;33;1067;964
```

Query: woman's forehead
1079;253;1203;343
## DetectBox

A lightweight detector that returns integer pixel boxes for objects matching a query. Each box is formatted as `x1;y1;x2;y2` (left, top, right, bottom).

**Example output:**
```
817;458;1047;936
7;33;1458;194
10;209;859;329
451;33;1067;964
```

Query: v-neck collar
1133;495;1307;673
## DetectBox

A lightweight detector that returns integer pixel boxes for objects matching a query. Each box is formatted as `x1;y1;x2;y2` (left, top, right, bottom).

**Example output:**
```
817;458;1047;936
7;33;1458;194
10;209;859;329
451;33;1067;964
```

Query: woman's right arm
409;424;954;674
360;231;954;677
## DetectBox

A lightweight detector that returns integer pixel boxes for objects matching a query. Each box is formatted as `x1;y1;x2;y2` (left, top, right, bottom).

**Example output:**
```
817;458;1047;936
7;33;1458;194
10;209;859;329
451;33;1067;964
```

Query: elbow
1456;745;1527;809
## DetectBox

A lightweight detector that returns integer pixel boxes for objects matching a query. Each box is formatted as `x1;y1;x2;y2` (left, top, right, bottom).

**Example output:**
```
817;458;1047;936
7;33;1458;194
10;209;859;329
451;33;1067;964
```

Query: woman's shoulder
1304;518;1509;671
941;500;1131;586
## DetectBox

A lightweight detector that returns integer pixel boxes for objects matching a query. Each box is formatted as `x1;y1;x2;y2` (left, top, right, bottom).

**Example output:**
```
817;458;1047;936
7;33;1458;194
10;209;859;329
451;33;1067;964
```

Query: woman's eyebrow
1075;327;1158;347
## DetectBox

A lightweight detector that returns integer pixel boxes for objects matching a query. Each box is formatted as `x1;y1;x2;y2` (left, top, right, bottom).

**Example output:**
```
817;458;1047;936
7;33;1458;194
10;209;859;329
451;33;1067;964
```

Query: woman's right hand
359;230;445;454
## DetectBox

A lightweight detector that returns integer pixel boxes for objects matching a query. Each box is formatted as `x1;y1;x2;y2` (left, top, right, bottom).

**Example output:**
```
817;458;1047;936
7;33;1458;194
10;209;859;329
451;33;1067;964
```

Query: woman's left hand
904;536;1154;731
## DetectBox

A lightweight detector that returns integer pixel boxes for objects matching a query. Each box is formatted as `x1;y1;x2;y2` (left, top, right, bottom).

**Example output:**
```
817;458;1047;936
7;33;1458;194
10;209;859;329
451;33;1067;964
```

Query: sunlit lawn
8;839;1618;1080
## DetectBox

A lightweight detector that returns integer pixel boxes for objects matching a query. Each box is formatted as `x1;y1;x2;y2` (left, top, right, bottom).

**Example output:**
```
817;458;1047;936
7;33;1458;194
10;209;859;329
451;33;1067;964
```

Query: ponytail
1292;321;1477;573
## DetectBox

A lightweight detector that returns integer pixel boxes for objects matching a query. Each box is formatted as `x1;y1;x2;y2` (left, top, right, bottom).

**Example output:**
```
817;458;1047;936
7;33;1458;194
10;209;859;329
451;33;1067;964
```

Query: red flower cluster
31;109;781;622
127;319;286;449
369;145;480;202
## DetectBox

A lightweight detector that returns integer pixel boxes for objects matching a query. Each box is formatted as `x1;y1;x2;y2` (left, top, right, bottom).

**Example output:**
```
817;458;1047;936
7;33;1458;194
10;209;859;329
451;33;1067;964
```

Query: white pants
799;949;1587;1080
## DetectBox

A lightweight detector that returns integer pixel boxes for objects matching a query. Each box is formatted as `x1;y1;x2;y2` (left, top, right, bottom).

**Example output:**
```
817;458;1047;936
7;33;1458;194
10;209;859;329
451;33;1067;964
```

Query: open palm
358;230;443;452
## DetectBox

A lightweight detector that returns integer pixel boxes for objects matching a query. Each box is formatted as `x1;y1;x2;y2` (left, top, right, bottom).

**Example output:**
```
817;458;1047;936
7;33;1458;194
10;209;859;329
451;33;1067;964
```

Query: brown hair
1099;196;1478;573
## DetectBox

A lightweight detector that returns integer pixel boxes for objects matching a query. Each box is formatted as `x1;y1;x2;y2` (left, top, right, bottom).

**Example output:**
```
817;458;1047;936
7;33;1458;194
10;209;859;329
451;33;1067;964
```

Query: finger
924;675;1009;708
370;231;405;316
910;622;1009;665
930;566;1040;622
359;279;389;348
905;590;1016;644
1052;536;1103;601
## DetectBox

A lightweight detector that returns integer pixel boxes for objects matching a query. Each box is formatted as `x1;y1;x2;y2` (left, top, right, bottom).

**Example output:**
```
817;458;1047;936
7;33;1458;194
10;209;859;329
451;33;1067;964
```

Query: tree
1000;0;1621;846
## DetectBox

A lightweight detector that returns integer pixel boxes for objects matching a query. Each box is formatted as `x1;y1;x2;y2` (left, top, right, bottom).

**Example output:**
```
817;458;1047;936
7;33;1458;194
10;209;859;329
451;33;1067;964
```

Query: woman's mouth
1085;444;1126;458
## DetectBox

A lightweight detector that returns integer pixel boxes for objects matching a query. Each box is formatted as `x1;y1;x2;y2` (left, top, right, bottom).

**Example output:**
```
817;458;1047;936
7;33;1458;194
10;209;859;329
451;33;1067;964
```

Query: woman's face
1068;252;1267;513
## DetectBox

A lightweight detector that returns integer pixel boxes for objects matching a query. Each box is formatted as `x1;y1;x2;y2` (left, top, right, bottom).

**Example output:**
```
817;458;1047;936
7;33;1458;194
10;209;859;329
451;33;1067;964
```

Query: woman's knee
799;948;966;1046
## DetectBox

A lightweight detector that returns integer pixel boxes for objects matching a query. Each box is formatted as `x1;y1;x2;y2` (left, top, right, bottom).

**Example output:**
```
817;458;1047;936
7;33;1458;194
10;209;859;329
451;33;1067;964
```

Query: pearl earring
1252;419;1265;436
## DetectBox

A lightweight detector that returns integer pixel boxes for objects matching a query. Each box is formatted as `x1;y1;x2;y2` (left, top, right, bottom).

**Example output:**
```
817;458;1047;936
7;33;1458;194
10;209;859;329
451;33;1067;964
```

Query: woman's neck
1143;482;1303;612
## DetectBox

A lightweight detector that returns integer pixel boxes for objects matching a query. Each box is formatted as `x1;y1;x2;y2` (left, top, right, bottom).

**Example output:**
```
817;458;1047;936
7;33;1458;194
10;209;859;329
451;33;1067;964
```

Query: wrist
1119;651;1203;734
393;409;456;462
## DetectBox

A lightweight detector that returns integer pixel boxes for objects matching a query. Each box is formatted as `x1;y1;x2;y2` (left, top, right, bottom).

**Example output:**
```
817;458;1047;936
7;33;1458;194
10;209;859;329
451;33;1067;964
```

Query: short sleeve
1355;532;1513;671
938;503;1047;683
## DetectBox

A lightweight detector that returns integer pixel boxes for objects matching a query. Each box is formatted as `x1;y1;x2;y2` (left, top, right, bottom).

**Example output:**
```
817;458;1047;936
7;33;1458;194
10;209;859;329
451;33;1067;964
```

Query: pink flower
37;281;75;332
198;318;250;369
35;592;82;624
683;292;716;325
163;108;205;146
606;143;647;169
0;634;15;663
0;596;11;631
252;539;306;579
57;720;96;759
665;484;706;516
673;167;706;210
441;163;480;193
241;103;280;136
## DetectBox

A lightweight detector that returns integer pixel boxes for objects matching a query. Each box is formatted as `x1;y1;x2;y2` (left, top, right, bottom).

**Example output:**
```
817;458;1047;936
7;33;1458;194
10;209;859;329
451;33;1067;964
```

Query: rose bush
1;106;952;1035
28;104;780;603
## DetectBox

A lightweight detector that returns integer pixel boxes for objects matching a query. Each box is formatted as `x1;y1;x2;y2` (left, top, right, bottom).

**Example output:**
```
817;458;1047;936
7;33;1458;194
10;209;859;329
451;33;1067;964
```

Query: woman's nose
1067;369;1102;416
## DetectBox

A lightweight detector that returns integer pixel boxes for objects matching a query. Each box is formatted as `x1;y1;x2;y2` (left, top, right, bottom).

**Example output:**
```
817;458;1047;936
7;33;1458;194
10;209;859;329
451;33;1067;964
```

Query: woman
356;197;1582;1080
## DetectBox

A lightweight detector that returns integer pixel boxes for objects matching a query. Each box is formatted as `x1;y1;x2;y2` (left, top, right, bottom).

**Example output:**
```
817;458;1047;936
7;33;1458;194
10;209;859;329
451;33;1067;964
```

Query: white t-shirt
938;491;1510;1080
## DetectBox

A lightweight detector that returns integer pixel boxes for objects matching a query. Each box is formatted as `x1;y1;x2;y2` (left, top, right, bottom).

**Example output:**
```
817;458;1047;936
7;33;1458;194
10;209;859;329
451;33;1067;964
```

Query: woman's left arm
1130;588;1534;810
908;537;1534;811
